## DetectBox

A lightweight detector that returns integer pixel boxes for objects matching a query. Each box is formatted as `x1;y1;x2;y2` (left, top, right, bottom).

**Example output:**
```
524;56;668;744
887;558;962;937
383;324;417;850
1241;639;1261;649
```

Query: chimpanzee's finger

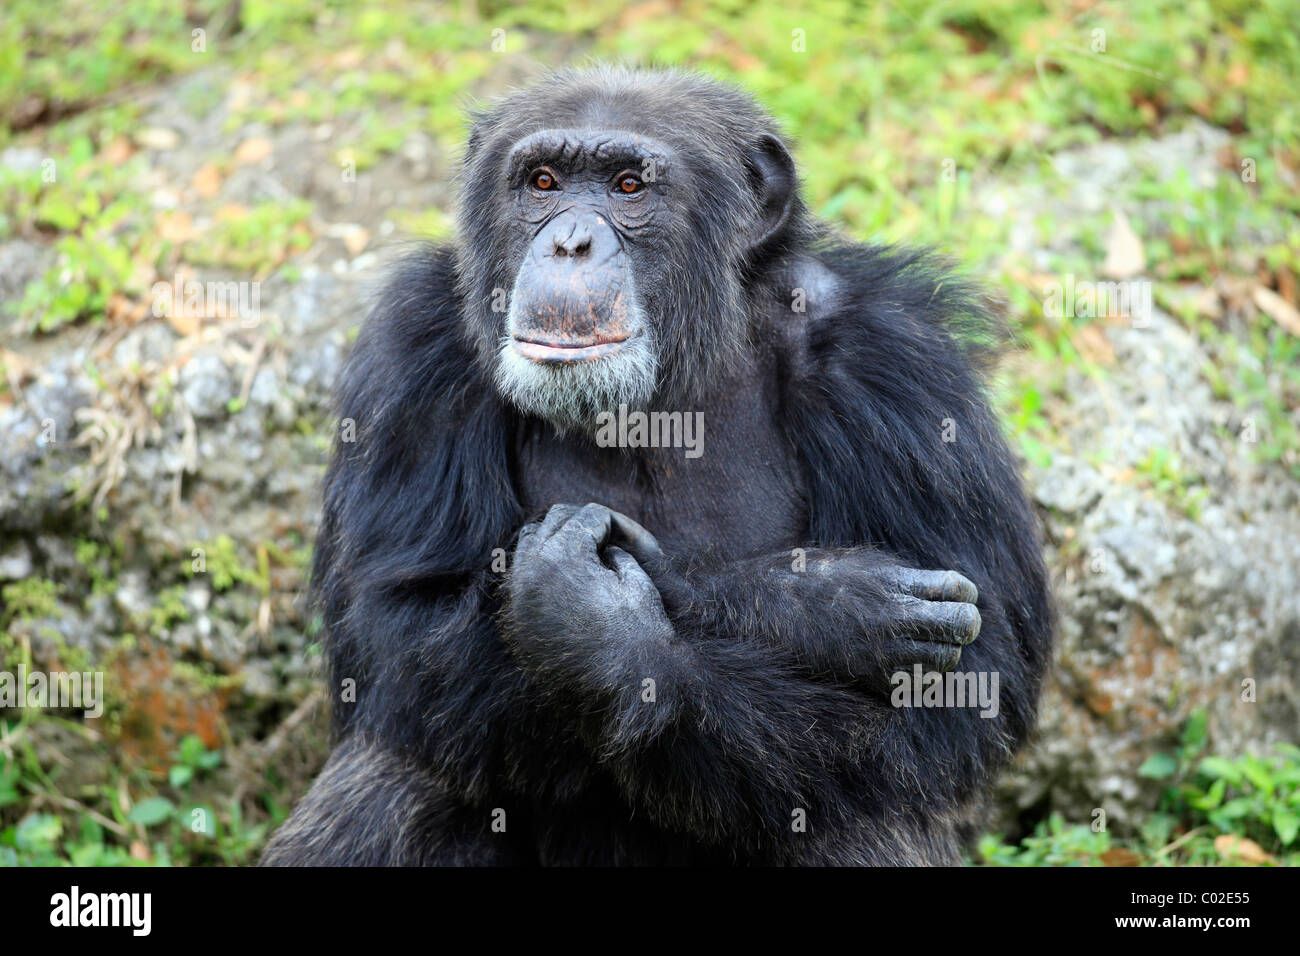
888;638;964;673
606;546;644;582
535;503;582;542
607;510;665;565
553;502;615;552
893;596;981;645
879;567;978;605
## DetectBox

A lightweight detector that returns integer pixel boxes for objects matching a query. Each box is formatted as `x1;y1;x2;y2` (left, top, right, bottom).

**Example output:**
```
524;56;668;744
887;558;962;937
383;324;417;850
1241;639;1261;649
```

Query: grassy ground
2;0;1298;865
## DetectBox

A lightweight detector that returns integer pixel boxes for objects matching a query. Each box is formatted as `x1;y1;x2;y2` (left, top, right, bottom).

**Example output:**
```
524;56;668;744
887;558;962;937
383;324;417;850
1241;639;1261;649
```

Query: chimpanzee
261;65;1053;866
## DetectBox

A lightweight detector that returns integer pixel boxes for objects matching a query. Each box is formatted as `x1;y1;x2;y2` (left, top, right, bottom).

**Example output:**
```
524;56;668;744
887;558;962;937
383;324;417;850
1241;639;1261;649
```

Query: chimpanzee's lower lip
512;337;628;364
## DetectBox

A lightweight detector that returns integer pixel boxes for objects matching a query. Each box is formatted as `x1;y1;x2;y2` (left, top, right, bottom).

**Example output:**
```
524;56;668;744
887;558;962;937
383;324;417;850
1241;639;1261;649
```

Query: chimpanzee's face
491;129;674;430
456;70;798;431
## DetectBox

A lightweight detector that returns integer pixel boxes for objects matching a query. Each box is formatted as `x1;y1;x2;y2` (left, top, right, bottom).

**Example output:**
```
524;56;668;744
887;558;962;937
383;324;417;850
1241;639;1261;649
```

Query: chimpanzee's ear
745;133;796;251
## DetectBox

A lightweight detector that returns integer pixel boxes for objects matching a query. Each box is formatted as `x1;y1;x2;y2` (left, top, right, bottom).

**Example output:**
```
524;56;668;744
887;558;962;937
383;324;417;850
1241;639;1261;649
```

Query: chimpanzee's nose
548;217;593;258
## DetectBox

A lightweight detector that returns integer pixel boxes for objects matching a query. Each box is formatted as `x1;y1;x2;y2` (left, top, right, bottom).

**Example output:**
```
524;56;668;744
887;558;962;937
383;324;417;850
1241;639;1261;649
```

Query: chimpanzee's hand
699;551;983;680
854;564;981;674
505;503;673;660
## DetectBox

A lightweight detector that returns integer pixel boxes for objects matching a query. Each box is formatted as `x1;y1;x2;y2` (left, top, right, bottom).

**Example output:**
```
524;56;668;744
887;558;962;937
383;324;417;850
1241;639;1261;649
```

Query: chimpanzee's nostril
551;222;594;259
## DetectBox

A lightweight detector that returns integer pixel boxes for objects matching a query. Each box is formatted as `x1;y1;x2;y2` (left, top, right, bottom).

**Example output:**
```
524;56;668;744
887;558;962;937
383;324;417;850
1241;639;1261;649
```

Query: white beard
493;325;659;433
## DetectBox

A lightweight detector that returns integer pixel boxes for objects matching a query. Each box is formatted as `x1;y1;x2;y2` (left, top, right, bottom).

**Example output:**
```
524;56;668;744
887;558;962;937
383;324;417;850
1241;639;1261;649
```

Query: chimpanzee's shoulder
335;243;492;422
769;242;1004;389
360;243;465;344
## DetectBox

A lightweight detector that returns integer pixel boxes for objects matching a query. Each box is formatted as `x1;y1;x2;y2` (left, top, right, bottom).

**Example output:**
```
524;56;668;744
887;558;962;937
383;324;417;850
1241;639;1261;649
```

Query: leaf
192;163;224;198
169;765;194;788
135;127;180;150
101;136;133;165
1215;797;1255;820
1138;753;1178;779
177;735;205;763
1181;709;1208;749
14;813;61;852
70;842;105;866
156;210;195;243
1101;209;1146;279
343;225;370;257
235;137;273;165
0;762;18;807
1274;810;1300;847
1254;286;1300;336
1213;834;1273;865
1073;323;1116;365
1100;847;1141;867
1240;757;1275;796
127;797;175;826
1189;777;1227;811
36;194;82;231
1198;756;1243;785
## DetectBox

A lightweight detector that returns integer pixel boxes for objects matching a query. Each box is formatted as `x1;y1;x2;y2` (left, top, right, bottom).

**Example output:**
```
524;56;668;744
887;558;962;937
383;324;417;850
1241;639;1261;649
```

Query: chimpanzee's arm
651;545;983;680
501;503;980;854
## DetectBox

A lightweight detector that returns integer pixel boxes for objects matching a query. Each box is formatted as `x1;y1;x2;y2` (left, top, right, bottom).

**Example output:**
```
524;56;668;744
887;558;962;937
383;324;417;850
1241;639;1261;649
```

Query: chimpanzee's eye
531;169;558;191
616;173;644;194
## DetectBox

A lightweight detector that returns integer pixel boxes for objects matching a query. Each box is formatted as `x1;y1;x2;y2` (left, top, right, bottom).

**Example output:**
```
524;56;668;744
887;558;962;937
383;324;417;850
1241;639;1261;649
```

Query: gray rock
1002;310;1300;831
111;322;177;369
0;240;54;309
975;120;1300;834
114;571;152;621
0;147;44;174
179;353;234;420
0;541;33;580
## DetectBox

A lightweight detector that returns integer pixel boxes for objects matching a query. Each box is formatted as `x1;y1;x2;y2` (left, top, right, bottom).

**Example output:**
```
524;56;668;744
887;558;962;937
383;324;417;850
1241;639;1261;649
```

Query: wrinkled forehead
506;129;674;177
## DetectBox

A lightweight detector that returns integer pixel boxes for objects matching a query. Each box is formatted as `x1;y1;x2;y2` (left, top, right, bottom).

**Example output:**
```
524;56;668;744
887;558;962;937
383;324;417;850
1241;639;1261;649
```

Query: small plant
168;735;222;789
148;584;191;636
977;814;1113;866
1141;712;1300;861
1135;446;1209;519
1000;382;1054;469
981;713;1300;866
1;578;60;626
187;534;257;592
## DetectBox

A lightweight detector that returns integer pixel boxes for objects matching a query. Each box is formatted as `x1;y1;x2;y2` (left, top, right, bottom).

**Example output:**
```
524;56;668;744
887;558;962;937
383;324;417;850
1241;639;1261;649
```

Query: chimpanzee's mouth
511;334;630;364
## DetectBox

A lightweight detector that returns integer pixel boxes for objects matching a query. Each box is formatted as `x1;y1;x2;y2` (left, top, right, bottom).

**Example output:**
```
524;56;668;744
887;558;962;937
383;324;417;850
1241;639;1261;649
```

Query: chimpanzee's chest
511;371;807;560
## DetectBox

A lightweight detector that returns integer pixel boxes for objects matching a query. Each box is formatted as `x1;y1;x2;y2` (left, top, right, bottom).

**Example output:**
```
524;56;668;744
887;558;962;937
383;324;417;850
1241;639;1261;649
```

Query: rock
179;353;233;420
0;356;94;529
974;119;1300;835
0;541;33;580
186;581;212;613
2;65;1290;847
0;147;44;174
241;660;278;699
135;127;181;151
0;240;54;310
1000;309;1300;832
111;322;177;369
114;571;152;621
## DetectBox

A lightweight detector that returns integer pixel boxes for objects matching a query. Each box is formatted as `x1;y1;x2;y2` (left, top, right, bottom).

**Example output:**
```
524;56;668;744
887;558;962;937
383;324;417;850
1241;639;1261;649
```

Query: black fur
261;66;1052;866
